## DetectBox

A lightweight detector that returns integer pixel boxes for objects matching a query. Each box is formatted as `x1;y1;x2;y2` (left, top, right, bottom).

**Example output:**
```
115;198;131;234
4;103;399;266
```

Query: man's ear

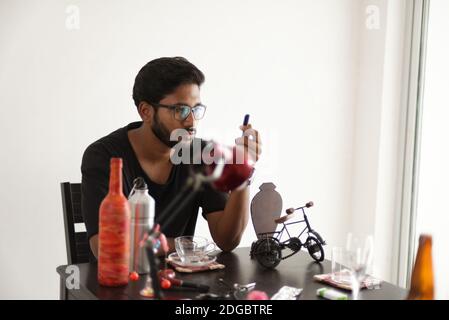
138;101;154;122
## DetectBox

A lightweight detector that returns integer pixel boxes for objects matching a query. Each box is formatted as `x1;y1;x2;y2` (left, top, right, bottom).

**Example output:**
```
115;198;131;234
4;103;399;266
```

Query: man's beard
151;111;196;148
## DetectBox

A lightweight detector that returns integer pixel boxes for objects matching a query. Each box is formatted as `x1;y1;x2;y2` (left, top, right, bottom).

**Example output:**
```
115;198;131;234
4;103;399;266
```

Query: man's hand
235;124;262;164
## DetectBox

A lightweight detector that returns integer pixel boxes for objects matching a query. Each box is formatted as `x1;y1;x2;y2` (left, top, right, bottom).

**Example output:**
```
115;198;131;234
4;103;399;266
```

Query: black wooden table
56;247;407;300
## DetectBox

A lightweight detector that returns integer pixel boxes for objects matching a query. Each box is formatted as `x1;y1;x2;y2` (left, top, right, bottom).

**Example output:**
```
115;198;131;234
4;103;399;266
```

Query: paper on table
313;271;382;291
166;254;225;273
271;286;303;300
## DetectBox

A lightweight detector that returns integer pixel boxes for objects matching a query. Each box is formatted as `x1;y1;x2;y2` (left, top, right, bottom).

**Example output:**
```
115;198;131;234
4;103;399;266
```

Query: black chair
60;182;90;264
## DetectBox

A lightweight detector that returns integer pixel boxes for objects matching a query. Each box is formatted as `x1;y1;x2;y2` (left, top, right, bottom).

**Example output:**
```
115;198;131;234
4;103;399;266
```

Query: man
81;57;261;259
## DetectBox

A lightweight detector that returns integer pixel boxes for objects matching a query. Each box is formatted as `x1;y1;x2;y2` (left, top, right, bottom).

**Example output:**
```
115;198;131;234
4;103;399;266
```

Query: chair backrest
60;182;90;264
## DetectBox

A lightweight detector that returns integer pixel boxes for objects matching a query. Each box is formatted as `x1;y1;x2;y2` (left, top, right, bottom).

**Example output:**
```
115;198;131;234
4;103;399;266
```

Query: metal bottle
128;177;155;274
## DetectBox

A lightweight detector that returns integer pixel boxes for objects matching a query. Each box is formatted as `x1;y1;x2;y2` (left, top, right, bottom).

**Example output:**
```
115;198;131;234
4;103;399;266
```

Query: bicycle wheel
250;239;263;259
306;236;324;262
254;237;282;269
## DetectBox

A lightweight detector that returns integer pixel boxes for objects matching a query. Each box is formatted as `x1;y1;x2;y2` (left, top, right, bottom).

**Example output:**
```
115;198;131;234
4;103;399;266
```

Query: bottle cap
132;177;147;190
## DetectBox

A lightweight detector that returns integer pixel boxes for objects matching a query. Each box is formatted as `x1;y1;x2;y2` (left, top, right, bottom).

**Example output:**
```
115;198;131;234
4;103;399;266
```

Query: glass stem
351;273;360;300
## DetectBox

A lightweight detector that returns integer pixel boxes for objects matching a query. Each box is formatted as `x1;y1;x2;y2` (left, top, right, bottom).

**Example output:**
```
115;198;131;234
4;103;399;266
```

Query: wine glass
345;233;374;300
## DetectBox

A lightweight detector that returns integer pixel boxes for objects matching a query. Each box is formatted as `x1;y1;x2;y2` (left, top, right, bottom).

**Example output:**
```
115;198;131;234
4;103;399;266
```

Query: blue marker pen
242;114;250;137
243;114;250;126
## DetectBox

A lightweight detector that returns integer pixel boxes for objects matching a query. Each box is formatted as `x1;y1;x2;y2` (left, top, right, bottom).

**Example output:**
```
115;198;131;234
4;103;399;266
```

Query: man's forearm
214;185;250;251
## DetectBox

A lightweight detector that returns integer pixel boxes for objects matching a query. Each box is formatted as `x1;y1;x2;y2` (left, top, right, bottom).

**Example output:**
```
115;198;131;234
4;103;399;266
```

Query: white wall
0;0;405;299
416;0;449;300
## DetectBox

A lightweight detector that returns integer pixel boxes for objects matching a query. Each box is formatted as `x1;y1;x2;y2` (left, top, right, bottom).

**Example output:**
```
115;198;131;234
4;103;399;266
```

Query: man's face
150;83;200;148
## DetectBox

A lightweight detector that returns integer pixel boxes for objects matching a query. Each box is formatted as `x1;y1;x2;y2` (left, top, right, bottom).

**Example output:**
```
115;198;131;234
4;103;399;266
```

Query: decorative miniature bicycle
250;199;326;269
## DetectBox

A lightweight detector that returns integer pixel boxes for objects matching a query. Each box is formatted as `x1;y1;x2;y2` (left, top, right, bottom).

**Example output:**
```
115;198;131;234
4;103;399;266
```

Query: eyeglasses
150;102;207;121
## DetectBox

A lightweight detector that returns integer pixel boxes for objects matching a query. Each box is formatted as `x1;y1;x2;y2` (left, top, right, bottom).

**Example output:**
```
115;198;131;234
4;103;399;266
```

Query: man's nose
183;111;195;126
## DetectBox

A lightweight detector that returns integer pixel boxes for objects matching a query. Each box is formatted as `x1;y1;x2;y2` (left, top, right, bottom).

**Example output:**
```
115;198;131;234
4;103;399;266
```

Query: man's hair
132;57;205;107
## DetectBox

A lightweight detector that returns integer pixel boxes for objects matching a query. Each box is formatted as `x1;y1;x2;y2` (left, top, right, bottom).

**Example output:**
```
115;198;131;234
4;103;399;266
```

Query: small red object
205;144;254;192
247;290;269;300
129;271;139;281
160;278;171;289
158;269;175;279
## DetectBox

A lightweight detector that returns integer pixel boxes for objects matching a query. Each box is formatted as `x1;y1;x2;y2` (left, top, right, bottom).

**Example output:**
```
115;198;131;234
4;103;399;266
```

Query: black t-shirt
81;121;229;243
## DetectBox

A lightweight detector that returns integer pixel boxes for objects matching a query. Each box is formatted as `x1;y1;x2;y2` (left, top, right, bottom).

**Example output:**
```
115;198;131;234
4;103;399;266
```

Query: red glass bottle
98;158;130;286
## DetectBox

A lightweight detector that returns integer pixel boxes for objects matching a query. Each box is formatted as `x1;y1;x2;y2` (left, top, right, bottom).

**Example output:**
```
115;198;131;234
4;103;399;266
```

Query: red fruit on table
160;278;171;289
129;271;139;281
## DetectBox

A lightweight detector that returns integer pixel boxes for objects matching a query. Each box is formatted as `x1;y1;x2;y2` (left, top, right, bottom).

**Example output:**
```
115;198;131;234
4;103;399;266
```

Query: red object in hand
207;145;254;192
98;158;131;287
129;271;139;281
